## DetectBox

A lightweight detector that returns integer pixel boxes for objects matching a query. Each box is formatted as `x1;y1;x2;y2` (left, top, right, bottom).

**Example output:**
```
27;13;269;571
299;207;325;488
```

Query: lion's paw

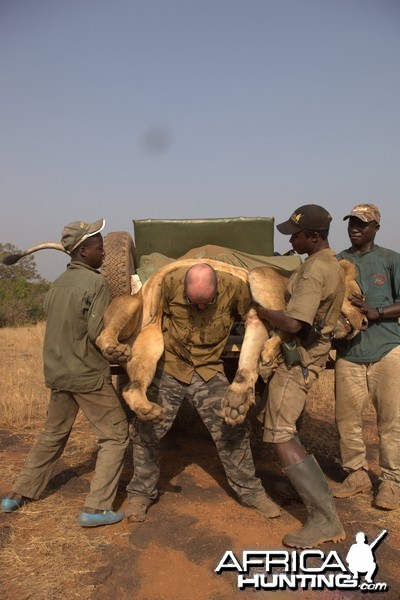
259;353;277;382
135;402;164;423
259;346;281;382
101;343;131;364
222;383;254;426
123;386;164;423
261;346;275;367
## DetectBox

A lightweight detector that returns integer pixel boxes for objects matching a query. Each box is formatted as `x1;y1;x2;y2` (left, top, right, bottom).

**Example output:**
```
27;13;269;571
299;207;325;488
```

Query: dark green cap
61;219;105;253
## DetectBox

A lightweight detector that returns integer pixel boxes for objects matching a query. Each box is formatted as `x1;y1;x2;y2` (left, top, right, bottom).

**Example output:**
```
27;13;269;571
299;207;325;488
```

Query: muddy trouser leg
189;372;265;501
74;380;129;510
126;369;185;501
12;390;79;500
335;359;370;473
367;346;400;484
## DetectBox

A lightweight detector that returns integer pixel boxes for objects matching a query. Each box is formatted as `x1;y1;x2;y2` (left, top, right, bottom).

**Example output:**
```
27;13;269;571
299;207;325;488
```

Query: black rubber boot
283;454;346;548
274;435;303;502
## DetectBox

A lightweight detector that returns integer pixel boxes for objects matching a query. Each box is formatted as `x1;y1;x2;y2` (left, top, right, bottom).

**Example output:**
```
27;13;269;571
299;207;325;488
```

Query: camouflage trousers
126;369;265;502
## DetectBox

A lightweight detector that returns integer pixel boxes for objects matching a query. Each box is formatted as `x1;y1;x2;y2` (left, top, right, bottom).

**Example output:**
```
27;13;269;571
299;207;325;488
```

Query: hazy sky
1;0;399;281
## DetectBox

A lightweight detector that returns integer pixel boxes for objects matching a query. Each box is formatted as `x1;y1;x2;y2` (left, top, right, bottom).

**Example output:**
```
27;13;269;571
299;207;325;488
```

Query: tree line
0;243;50;327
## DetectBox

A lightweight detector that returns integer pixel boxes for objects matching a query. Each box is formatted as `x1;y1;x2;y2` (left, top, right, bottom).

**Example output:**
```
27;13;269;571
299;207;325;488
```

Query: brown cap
343;203;380;224
277;204;332;235
61;219;105;253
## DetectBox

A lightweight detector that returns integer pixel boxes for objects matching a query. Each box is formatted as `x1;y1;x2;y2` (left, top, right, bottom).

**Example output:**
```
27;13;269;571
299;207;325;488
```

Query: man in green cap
1;219;129;527
255;204;346;548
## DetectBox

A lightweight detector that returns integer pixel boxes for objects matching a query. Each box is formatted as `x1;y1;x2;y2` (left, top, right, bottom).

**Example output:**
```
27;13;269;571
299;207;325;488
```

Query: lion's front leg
222;309;268;426
96;293;143;363
123;319;165;423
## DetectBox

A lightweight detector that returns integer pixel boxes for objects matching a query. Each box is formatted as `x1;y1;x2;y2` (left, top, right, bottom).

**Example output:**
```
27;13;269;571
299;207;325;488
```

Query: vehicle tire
102;231;136;299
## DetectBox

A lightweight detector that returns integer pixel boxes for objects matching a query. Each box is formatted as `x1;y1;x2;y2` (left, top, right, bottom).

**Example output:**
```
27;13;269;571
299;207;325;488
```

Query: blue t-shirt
336;245;400;363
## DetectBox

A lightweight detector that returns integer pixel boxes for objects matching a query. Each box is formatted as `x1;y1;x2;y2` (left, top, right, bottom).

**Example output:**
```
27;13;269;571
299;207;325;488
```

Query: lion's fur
97;256;366;425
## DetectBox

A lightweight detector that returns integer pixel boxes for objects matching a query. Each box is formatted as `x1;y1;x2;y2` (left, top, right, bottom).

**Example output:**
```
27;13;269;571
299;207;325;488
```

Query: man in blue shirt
333;204;400;511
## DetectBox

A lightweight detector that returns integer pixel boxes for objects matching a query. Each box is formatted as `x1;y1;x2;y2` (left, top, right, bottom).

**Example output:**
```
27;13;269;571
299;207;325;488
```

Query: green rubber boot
283;454;346;548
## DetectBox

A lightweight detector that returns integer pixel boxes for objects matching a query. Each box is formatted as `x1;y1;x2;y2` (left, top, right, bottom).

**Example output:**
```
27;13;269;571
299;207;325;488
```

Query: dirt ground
1;376;399;600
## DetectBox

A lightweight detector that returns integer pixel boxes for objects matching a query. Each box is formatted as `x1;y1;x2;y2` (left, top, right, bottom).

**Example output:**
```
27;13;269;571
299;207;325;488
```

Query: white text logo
215;529;388;592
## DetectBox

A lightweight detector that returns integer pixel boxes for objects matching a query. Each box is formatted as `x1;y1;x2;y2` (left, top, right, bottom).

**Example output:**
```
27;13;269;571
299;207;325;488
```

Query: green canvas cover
132;217;275;265
136;247;301;283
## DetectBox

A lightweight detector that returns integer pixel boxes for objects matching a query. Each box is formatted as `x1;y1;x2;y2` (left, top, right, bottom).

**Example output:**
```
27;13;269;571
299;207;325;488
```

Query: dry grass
0;323;48;428
0;324;383;599
0;499;114;600
0;420;108;600
0;323;114;600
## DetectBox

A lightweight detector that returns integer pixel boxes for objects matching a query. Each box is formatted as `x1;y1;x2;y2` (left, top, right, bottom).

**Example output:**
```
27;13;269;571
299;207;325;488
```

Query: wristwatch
376;306;385;319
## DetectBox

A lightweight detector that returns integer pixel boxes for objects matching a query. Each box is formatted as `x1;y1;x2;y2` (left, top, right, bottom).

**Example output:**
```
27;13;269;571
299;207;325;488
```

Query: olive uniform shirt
43;261;111;392
284;248;345;368
161;268;251;383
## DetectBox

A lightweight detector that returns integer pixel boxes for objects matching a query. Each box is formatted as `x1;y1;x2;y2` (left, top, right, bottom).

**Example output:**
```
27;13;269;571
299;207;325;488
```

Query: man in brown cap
1;220;129;526
332;204;400;510
255;204;346;548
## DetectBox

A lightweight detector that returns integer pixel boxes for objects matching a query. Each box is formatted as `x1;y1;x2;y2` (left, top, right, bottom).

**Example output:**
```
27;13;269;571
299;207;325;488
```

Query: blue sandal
77;510;124;527
1;497;30;512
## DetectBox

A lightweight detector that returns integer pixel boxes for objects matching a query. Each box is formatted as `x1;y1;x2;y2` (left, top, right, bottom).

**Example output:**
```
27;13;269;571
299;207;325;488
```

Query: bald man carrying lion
124;261;281;523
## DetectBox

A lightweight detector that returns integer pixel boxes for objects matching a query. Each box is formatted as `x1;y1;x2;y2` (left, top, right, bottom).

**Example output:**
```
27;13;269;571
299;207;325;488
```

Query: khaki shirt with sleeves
161;268;251;383
284;248;345;368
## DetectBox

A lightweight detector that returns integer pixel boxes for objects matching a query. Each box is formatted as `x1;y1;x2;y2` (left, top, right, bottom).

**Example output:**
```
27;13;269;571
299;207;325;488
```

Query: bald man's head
184;264;218;309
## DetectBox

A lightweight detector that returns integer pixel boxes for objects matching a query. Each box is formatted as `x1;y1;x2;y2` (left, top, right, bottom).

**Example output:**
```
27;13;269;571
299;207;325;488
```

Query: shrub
0;243;50;327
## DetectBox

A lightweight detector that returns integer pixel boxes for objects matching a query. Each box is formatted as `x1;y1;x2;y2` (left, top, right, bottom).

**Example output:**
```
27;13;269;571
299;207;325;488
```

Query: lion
96;255;367;427
2;240;367;427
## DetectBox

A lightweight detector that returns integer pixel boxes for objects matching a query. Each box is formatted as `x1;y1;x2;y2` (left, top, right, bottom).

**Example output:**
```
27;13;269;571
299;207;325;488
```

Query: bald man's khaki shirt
161;268;251;383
